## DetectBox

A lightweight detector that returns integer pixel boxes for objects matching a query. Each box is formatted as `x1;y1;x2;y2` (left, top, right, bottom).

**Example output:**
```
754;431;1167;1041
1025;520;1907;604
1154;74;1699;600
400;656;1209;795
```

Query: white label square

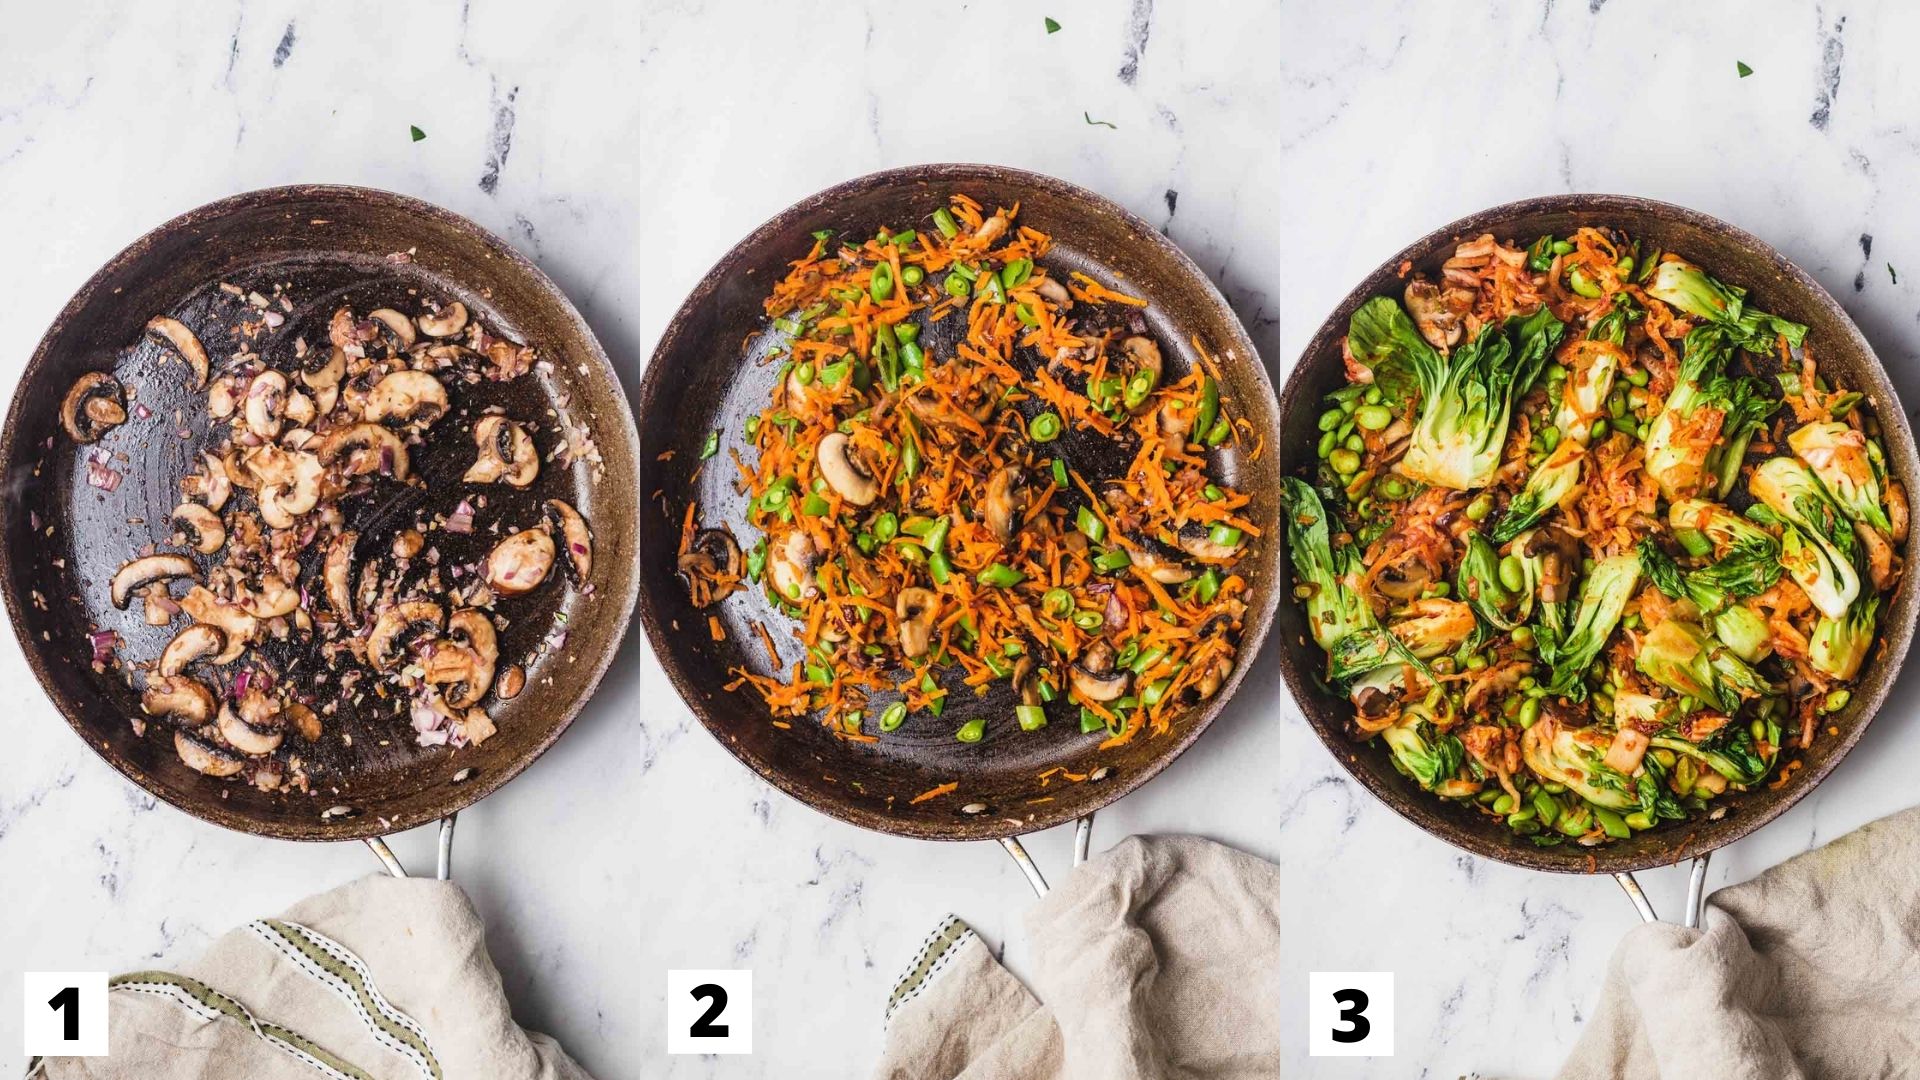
666;969;752;1055
1308;971;1394;1057
23;972;108;1057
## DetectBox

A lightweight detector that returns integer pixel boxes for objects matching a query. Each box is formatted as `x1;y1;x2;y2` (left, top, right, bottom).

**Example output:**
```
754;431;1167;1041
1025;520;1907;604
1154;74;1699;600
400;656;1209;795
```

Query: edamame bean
1466;492;1493;521
1355;404;1393;431
1317;431;1338;458
1329;448;1361;475
1498;554;1525;593
1589;418;1609;441
1318;407;1344;432
1517;697;1541;728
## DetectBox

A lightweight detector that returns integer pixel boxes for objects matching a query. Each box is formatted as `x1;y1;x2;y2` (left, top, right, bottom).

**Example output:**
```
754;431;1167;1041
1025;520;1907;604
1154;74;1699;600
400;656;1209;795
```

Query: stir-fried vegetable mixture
677;194;1257;749
1289;228;1906;846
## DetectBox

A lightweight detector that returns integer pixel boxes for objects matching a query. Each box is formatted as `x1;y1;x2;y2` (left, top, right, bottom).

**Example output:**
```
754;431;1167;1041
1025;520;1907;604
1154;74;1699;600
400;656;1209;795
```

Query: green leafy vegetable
409;125;426;142
1749;457;1862;619
1522;723;1637;809
1787;421;1892;532
1044;16;1061;32
1810;593;1879;680
1381;712;1466;792
1281;478;1373;653
1542;552;1641;696
1392;305;1566;490
1644;327;1778;500
1736;60;1754;78
1647;259;1808;353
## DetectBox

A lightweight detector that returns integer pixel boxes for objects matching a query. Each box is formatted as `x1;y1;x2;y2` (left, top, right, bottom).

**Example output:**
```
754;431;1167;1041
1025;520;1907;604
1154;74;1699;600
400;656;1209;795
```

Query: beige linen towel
1556;804;1920;1080
33;874;593;1080
875;835;1282;1079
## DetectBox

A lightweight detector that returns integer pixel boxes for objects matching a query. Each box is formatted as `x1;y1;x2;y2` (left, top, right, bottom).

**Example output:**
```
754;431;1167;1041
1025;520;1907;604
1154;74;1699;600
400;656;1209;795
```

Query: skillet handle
1612;850;1712;927
997;813;1095;898
362;813;458;880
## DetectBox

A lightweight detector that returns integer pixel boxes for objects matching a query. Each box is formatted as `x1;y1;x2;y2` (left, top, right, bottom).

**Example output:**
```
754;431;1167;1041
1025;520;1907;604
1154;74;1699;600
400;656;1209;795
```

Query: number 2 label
666;969;752;1055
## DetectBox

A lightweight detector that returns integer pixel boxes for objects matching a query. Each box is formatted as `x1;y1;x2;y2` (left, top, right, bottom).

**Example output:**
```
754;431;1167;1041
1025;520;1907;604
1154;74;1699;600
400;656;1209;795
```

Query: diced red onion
89;629;119;665
233;671;251;698
133;403;153;419
86;454;122;492
445;500;475;534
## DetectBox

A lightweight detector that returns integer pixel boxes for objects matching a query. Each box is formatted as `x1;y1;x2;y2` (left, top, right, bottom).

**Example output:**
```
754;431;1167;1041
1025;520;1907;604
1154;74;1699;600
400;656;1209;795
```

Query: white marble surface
0;2;1285;1077
1276;2;1920;1076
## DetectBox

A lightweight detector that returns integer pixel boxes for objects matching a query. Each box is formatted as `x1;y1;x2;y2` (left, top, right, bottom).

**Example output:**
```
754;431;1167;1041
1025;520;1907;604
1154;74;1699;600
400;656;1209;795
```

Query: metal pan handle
362;813;459;880
997;813;1095;898
1613;850;1711;928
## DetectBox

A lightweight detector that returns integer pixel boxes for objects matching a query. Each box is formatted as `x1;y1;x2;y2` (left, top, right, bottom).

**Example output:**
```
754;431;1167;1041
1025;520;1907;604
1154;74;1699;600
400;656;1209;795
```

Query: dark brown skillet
1283;194;1919;881
0;185;640;842
640;163;1281;842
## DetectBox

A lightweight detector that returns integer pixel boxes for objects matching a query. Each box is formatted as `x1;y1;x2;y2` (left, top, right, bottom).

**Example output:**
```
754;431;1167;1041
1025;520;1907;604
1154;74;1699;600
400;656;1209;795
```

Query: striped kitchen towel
29;875;592;1080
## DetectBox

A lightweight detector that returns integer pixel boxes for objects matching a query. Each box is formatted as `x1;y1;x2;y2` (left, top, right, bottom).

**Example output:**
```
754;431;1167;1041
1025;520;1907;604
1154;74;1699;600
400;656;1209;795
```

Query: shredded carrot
910;781;959;805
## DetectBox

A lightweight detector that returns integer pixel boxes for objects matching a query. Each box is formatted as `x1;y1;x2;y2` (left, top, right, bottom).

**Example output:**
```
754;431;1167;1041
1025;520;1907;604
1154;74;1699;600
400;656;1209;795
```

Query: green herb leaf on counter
1045;16;1061;33
410;125;427;142
1736;61;1753;78
1084;111;1117;129
1890;264;1899;285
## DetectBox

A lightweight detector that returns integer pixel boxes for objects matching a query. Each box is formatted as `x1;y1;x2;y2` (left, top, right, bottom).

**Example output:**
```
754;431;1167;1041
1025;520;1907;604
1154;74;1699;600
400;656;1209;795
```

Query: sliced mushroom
1857;523;1901;592
285;702;323;742
485;528;555;596
545;499;593;582
896;587;938;660
816;432;879;506
1034;276;1072;311
496;664;526;700
368;599;446;669
137;582;178;626
1187;656;1233;703
145;315;210;389
284;389;317;427
1010;655;1043;707
1404;278;1463;351
316;422;411;480
61;372;127;444
238;573;300;619
257;452;324;529
984;465;1030;545
427;609;499;709
110;554;198;609
1175;523;1241;563
175;730;245;777
367;308;419;350
1070;640;1131;703
168;503;224;554
417;301;469;339
193;451;232;511
678;528;742;608
391;529;425;560
464;416;539;486
179;586;256;664
364;370;448;425
159;623;226;677
208;375;240;419
1123;536;1194;584
486;340;535;380
324;531;359;625
244;370;288;440
329;306;378;355
301;346;348;390
142;675;216;726
218;700;284;755
768;531;819;603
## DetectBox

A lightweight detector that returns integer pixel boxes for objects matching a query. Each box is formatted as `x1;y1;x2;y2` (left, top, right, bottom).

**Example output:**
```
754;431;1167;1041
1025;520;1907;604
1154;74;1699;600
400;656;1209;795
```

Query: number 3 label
666;969;752;1055
1308;972;1394;1057
22;972;109;1057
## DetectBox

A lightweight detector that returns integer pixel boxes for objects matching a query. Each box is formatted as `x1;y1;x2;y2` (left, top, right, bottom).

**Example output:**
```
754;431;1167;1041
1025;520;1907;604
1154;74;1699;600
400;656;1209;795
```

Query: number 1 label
22;972;108;1057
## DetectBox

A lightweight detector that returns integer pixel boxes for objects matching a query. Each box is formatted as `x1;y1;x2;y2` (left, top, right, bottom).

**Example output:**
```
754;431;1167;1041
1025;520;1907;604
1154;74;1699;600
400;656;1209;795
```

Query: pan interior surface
1280;193;1919;873
1;186;640;840
641;164;1281;840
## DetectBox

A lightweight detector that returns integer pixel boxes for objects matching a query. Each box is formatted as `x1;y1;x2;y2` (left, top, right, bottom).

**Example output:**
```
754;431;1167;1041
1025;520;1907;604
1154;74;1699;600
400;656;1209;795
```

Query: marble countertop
1277;2;1920;1076
0;3;1282;1077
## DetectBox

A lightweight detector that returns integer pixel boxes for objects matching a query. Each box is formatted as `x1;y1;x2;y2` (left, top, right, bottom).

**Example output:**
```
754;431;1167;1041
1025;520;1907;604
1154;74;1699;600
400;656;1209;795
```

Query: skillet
639;163;1281;843
0;185;641;842
1282;193;1920;881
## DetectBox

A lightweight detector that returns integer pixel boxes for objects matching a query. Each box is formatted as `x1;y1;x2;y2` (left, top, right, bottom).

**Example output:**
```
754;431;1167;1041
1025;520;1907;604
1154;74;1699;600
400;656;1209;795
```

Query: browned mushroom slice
367;599;446;669
1070;640;1131;703
109;554;198;609
179;586;256;664
329;305;378;355
1034;276;1072;311
1123;536;1193;584
244;370;288;440
545;499;593;582
237;573;300;619
159;623;226;677
1175;522;1241;563
145;315;210;389
324;530;360;626
984;465;1030;544
284;702;323;742
364;370;448;424
301;345;348;390
464;416;539;486
896;587;938;660
61;372;127;444
219;699;284;755
496;664;527;700
316;423;411;480
816;433;879;506
677;528;742;608
142;675;216;726
175;729;245;777
768;531;818;603
1010;655;1043;707
417;301;469;339
171;503;226;554
1404;277;1464;351
367;308;419;350
485;528;555;596
427;609;499;709
256;452;324;529
187;451;232;511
